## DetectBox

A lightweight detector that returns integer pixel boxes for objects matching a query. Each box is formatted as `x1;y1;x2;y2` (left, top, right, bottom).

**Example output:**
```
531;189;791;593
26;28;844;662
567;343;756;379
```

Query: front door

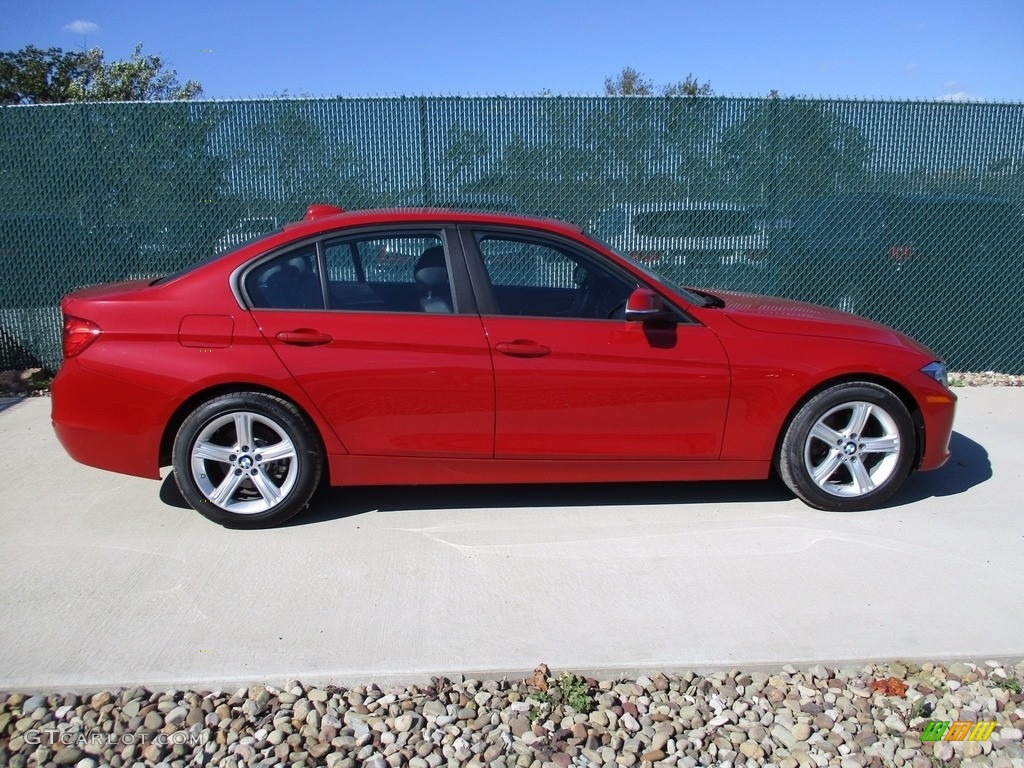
467;231;730;460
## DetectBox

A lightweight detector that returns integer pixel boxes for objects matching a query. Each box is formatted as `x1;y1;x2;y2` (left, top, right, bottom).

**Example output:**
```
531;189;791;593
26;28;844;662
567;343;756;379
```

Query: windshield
586;232;711;307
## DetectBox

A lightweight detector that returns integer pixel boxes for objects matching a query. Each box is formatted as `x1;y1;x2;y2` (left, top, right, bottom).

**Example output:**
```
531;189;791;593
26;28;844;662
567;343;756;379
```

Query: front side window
323;232;453;313
476;234;635;320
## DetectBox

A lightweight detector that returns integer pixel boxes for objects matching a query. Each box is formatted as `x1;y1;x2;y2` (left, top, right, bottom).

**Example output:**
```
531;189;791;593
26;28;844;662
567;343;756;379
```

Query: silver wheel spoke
234;412;254;449
257;439;296;464
810;421;844;446
848;459;875;494
250;471;284;505
860;435;899;455
812;451;843;485
846;402;872;436
192;442;235;464
210;471;245;506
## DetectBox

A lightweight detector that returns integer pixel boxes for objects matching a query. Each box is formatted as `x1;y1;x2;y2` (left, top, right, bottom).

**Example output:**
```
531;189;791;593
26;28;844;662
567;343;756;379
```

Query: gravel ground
948;373;1024;387
2;374;1021;766
2;661;1023;768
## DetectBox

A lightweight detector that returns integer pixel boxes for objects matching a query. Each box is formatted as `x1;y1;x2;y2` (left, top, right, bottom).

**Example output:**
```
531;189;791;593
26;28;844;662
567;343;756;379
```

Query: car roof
281;206;585;239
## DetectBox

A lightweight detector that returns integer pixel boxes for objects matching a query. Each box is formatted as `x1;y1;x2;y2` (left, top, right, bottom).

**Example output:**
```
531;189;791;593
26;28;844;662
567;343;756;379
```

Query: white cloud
63;20;99;35
941;80;971;101
903;63;919;78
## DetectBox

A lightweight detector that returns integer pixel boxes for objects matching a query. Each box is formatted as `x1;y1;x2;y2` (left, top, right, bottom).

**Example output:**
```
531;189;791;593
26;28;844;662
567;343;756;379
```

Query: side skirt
327;455;770;487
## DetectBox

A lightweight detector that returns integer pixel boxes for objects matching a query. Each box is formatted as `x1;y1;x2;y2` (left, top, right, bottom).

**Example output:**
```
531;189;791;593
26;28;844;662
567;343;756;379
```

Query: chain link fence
2;97;1023;372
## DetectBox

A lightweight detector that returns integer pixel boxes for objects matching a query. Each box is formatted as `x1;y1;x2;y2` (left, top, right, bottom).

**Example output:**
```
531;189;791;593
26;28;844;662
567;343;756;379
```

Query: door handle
276;329;333;346
495;340;551;358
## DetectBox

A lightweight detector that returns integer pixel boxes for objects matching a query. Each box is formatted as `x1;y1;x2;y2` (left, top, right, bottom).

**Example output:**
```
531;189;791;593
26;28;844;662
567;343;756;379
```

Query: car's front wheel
172;392;323;528
778;382;915;511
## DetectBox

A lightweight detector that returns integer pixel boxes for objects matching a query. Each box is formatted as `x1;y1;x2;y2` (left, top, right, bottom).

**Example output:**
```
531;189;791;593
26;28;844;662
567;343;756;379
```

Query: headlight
920;361;949;388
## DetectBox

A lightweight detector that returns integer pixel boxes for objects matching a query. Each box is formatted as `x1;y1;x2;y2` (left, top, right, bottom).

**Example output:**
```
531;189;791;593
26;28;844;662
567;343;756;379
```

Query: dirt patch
0;368;51;397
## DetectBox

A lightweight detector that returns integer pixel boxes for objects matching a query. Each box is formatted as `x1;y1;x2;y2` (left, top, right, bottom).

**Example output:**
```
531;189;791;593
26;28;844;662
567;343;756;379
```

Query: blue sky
3;0;1022;101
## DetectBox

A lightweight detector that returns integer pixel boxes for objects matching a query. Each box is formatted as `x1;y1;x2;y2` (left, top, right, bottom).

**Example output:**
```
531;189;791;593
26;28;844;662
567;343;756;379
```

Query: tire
172;392;323;528
777;382;915;511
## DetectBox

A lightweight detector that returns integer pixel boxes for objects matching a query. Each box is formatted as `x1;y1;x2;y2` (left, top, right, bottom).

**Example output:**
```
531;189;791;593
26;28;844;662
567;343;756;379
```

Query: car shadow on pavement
883;431;991;507
290;476;797;527
157;431;989;525
0;397;26;415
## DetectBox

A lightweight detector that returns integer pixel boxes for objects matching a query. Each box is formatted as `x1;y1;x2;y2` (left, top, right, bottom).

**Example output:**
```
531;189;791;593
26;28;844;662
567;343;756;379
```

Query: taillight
63;315;102;359
888;245;913;262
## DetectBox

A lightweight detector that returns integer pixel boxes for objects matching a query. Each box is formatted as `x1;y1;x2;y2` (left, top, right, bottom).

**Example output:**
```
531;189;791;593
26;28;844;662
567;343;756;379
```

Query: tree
663;75;713;97
716;99;872;207
0;43;202;104
604;67;712;97
604;67;655;96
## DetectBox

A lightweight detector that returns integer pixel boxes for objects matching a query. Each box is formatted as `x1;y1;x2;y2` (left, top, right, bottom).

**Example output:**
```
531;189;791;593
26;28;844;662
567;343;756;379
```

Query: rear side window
323;232;454;314
246;245;324;310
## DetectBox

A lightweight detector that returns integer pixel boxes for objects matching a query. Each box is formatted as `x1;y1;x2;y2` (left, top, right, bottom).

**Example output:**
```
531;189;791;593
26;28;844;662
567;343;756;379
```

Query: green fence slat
2;96;1023;373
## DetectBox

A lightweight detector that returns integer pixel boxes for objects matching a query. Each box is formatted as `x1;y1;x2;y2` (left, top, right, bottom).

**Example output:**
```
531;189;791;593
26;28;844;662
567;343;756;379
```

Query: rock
739;740;762;758
772;723;797;749
650;726;672;751
814;713;834;731
883;714;907;733
933;741;954;761
165;705;189;725
520;730;542;746
640;748;666;762
962;740;983;758
791;722;811;741
589;710;609;728
620;712;640;732
143;711;164;730
23;695;47;713
422;700;447;718
52;748;83;766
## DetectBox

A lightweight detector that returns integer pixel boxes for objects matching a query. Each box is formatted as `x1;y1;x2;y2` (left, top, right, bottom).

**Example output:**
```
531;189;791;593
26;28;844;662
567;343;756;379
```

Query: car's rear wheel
172;392;322;528
778;382;915;511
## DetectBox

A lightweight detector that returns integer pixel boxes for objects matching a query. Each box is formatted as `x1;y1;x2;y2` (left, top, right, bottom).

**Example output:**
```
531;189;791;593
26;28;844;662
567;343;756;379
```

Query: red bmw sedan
52;205;956;528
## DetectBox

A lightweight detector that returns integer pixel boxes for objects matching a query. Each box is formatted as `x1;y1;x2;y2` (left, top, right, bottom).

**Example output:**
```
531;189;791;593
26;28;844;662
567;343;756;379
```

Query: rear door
244;227;494;458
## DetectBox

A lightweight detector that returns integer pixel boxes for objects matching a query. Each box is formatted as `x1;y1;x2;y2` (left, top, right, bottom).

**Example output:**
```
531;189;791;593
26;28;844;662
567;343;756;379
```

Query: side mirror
624;287;674;323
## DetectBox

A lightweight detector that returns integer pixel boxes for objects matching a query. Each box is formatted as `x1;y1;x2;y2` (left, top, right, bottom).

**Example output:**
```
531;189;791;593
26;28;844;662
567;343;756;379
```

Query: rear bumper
51;360;167;480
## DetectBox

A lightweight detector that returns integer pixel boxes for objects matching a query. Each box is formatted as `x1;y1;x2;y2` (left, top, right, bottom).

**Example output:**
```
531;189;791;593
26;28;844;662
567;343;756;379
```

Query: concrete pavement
1;388;1021;693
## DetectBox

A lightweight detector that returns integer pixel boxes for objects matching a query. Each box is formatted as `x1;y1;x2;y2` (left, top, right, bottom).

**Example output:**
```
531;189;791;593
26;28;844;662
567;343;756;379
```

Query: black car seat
414;246;453;313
